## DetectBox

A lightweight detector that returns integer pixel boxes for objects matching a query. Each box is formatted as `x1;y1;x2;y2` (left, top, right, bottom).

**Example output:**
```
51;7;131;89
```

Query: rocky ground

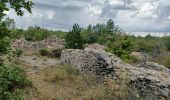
16;55;61;75
16;55;119;100
13;38;170;100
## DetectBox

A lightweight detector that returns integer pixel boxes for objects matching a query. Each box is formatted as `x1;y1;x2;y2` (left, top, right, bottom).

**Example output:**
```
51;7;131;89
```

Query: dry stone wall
61;48;121;77
12;36;64;51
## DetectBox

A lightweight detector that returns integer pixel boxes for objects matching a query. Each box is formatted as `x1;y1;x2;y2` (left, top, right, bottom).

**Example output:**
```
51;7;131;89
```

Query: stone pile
61;48;121;77
12;35;64;51
61;48;170;99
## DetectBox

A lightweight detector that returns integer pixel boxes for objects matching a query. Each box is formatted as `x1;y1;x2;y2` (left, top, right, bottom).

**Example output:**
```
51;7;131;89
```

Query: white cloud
6;0;170;32
136;3;158;19
47;11;55;20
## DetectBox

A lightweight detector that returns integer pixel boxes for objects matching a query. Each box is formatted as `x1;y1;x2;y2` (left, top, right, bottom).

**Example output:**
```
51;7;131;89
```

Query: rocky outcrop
61;48;170;99
12;35;64;51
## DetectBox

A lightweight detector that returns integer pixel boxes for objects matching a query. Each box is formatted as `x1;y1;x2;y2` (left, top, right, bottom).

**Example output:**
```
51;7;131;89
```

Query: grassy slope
14;53;137;100
21;65;119;100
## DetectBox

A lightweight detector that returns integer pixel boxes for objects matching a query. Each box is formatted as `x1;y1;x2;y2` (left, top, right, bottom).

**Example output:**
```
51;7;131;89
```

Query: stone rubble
61;48;170;99
12;36;170;99
12;35;64;51
17;55;61;75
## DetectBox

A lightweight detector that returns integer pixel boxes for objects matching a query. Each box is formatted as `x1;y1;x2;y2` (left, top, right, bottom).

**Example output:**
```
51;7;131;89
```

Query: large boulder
61;48;170;99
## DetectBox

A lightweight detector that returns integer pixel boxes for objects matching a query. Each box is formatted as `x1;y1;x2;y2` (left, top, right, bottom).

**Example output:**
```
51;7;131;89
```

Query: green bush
24;26;51;42
0;64;31;100
0;37;10;55
12;49;23;57
39;49;49;56
106;35;134;62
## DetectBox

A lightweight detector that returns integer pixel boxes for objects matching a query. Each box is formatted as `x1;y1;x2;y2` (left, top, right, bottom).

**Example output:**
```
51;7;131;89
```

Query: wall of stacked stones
12;36;64;51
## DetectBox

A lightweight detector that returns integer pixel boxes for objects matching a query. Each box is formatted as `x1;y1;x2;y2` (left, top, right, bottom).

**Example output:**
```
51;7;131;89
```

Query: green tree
87;24;92;33
0;0;33;55
0;0;33;20
106;19;114;34
0;0;33;99
65;24;83;49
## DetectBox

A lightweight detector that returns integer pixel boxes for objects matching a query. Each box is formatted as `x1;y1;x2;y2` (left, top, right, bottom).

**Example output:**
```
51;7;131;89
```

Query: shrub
24;26;52;42
50;49;62;58
0;37;10;55
12;49;23;57
0;64;31;100
39;49;49;56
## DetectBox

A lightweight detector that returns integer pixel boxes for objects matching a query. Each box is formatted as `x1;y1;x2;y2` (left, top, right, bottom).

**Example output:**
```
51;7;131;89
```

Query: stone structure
61;48;121;77
61;48;170;99
12;35;64;51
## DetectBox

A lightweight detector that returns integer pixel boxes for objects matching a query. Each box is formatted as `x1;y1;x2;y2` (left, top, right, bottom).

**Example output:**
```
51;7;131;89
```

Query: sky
6;0;170;32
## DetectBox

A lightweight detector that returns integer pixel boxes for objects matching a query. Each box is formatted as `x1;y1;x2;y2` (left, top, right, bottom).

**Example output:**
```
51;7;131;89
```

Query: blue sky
7;0;170;32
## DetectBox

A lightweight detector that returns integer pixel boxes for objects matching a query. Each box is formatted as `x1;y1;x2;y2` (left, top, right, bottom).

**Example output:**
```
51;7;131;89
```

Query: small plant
39;49;49;56
50;49;62;58
54;65;79;80
157;55;170;69
12;49;23;57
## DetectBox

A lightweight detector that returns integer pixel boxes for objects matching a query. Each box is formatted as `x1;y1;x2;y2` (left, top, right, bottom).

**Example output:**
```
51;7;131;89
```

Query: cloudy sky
7;0;170;32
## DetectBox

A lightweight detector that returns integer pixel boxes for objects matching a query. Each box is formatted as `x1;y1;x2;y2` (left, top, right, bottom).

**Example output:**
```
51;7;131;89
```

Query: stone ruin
61;48;170;99
12;35;64;51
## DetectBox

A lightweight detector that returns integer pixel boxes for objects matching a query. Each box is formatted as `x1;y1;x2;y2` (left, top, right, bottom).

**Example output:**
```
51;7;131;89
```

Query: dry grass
23;50;40;56
157;55;170;68
14;56;140;100
23;65;126;100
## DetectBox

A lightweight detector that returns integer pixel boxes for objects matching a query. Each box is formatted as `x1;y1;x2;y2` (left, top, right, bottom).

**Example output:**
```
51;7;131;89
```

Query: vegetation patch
0;64;31;100
24;65;135;100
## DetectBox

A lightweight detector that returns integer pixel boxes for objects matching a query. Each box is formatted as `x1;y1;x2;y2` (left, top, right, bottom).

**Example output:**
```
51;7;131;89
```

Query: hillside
1;1;170;100
10;36;169;100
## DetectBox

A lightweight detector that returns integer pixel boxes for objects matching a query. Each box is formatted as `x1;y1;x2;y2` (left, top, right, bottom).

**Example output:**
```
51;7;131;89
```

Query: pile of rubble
61;48;170;99
12;35;64;51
